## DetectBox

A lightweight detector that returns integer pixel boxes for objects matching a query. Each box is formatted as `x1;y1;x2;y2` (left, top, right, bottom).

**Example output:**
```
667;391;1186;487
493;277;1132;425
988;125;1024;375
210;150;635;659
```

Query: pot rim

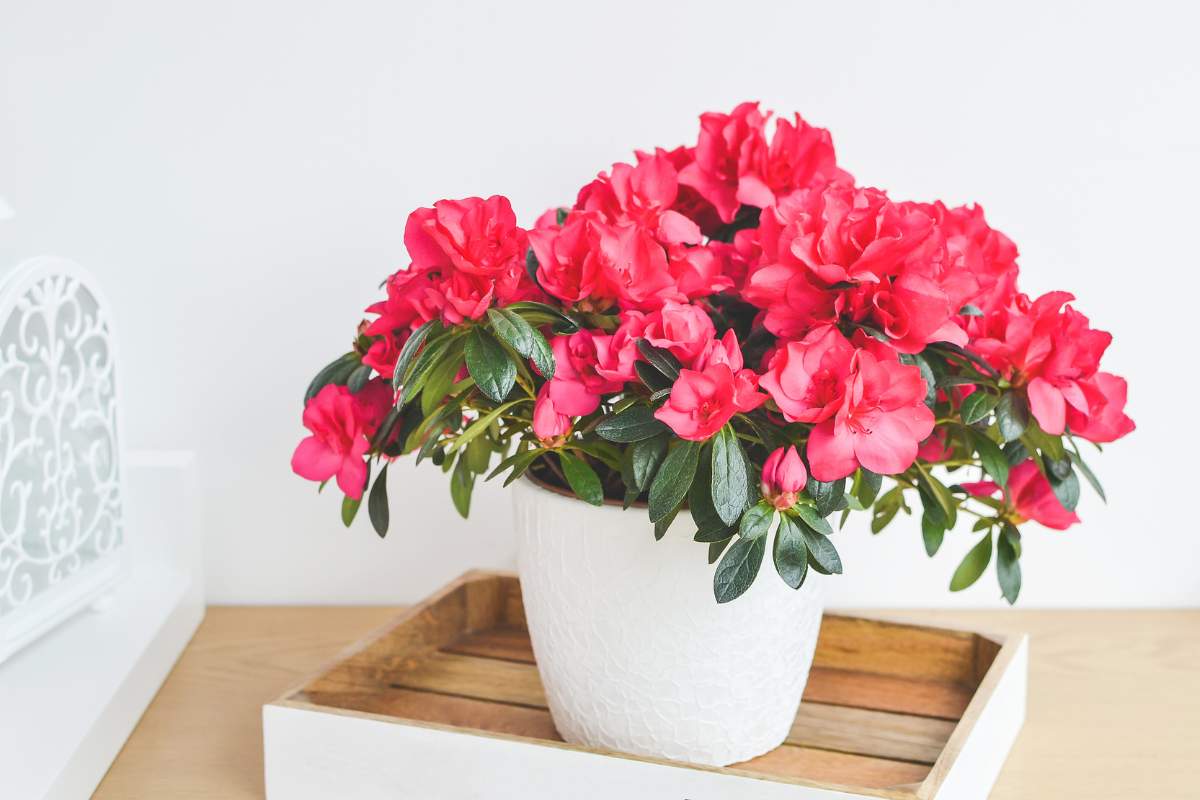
522;469;648;509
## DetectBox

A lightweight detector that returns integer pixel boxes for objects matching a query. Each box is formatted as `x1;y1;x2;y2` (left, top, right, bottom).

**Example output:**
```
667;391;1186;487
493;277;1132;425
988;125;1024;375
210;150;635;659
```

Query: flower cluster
294;103;1133;604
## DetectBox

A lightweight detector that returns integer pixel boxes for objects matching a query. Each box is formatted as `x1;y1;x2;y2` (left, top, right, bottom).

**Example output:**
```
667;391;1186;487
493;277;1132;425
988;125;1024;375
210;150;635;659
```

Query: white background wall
2;0;1197;607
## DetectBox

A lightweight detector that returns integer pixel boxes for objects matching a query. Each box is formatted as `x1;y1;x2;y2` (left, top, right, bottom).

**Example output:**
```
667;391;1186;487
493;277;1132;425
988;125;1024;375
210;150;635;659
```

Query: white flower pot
512;477;824;767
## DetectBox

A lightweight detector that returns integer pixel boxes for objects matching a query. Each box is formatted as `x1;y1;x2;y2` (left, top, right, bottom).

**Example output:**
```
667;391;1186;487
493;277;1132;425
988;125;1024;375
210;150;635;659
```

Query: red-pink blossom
527;214;613;308
1067;372;1135;443
758;325;856;423
592;222;683;311
532;383;571;446
365;267;443;341
545;331;628;417
961;460;1080;530
631;301;717;368
761;446;807;510
678;101;769;223
576;153;702;245
291;383;379;498
653;364;765;441
806;348;935;480
403;195;537;323
737;112;850;210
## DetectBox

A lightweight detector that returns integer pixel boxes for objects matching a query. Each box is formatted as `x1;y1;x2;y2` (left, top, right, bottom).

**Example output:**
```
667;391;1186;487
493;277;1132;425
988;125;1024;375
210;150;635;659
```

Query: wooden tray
264;571;1027;799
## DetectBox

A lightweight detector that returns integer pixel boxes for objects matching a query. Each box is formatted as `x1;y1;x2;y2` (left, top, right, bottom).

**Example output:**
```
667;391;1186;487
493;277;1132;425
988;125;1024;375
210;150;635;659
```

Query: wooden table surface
93;607;1200;799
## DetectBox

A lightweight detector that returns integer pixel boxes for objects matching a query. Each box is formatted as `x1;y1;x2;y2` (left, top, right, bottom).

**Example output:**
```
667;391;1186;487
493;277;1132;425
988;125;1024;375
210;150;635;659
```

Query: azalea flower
961;460;1080;530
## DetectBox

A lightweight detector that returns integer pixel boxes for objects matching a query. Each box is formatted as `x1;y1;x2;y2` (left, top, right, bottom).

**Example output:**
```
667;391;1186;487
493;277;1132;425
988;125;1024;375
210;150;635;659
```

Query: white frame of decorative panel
0;255;129;664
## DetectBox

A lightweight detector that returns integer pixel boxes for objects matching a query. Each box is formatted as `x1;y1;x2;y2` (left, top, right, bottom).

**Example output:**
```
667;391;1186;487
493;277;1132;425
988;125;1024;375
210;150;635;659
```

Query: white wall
2;0;1197;607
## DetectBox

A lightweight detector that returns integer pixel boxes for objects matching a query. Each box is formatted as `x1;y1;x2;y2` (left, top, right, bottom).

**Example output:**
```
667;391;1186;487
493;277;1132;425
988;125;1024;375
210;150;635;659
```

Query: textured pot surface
513;477;824;767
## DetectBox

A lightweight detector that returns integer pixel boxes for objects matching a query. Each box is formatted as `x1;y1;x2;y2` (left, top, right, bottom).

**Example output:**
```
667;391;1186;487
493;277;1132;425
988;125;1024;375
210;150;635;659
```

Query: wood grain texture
94;607;1200;800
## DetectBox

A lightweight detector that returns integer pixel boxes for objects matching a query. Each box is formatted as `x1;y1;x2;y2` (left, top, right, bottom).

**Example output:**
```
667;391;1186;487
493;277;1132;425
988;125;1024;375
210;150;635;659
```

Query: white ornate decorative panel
0;256;125;662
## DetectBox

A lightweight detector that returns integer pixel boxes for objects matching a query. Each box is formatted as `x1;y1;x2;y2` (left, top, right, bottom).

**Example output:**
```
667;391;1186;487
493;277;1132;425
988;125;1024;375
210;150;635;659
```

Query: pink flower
695;329;745;372
853;270;969;353
653;364;765;441
649;145;724;236
761;446;808;510
532;383;571;446
806;348;935;480
545;331;628;417
527;214;613;307
363;333;404;380
633;301;717;368
1067;372;1135;444
916;428;954;462
737;112;850;210
291;383;377;498
961;460;1080;530
592;222;683;311
970;292;1113;435
403;195;537;323
758;325;856;423
666;244;735;300
365;267;444;343
576;152;702;245
679;101;769;223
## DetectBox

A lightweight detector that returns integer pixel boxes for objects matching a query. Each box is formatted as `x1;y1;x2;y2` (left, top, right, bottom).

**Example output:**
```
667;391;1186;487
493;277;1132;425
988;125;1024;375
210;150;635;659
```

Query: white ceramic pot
512;477;824;767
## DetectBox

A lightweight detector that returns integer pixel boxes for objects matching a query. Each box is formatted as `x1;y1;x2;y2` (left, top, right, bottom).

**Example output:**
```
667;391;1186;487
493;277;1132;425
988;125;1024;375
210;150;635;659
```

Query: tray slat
276;571;1021;799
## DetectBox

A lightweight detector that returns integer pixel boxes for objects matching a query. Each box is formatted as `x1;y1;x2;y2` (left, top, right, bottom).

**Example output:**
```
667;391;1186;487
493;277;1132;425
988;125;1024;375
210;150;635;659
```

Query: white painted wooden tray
263;571;1027;799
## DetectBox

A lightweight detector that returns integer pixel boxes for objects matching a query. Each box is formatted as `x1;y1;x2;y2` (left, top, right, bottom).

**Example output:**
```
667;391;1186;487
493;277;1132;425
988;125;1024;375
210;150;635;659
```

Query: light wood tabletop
92;607;1200;799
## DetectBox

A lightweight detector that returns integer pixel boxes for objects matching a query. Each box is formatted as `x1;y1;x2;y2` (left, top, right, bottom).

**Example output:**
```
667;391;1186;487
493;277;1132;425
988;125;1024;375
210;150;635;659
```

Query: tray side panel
263;702;883;800
920;636;1028;800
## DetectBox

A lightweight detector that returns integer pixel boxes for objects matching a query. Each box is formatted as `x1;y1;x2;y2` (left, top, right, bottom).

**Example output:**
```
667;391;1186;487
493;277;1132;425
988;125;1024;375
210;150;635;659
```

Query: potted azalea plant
292;102;1134;766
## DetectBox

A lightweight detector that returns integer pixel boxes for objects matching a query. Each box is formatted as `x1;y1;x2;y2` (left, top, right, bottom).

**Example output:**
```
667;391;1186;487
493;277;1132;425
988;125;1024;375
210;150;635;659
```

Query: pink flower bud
760;445;807;510
532;384;571;446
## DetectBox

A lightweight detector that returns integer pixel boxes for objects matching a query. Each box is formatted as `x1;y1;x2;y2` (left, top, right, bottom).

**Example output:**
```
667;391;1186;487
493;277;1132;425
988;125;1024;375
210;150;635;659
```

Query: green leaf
487;308;554;379
908;353;938;407
648;440;701;523
708;537;733;564
1048;468;1080;512
794;504;833;536
950;534;993;591
996;392;1030;442
450;456;474;518
306;352;360;402
689;447;729;539
398;333;458;407
630;435;668;494
997;525;1021;604
1022;422;1066;462
714;534;766;603
1003;440;1029;467
465;436;491;473
464;328;517;403
959;304;984;317
772;515;809;588
915;464;958;529
854;469;883;508
634;360;673;392
559;452;603;507
524;248;540;286
502;450;543;487
341;493;361;527
452;399;527;453
420;346;467;417
1069;450;1106;503
368;464;389;537
711;426;753;526
960;391;1000;425
738;502;776;540
636;339;681;381
596;405;669;443
921;512;945;556
653;504;679;541
391;320;438;391
971;430;1010;489
346;363;373;393
807;478;846;518
800;525;843;575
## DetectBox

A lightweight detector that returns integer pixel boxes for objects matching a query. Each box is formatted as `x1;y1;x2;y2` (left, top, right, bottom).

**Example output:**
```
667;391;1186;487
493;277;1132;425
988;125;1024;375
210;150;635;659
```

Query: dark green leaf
711;426;753;526
636;339;681;381
708;537;733;564
648;441;701;523
996;392;1030;442
1048;468;1080;512
631;435;669;494
807;478;846;518
949;534;993;591
871;501;900;534
306;352;360;402
391;320;438;391
488;308;554;380
596;405;669;443
921;512;945;556
794;504;833;536
714;534;766;603
368;464;389;537
450;457;474;518
464;328;516;403
555;207;569;225
738;502;775;540
347;363;373;394
653;504;679;541
1069;450;1106;502
971;430;1010;489
800;525;842;575
524;248;540;285
1003;440;1029;467
915;466;958;529
502;450;543;487
559;452;603;507
854;469;883;508
1044;453;1072;481
689;448;730;540
772;515;809;589
634;360;673;392
960;391;1000;425
959;304;984;317
997;526;1021;604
